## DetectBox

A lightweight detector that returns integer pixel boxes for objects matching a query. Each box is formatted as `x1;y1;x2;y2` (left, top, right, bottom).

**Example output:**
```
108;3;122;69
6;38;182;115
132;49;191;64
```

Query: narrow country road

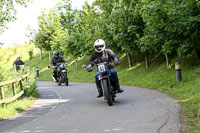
0;81;183;133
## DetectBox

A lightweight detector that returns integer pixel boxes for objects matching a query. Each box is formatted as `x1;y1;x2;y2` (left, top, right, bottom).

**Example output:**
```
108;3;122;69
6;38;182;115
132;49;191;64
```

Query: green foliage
140;0;200;57
55;0;74;34
95;0;145;54
0;0;30;34
28;50;33;60
25;70;38;98
32;9;66;55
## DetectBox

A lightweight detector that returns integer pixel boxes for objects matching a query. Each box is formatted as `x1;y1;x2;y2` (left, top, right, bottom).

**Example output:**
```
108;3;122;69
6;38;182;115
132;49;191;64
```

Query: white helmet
94;39;105;53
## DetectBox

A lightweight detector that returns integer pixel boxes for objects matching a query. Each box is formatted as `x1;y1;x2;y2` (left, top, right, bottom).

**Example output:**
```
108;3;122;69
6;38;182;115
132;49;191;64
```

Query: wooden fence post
0;73;29;105
12;83;16;96
0;87;5;107
19;80;25;98
19;80;23;91
0;87;5;100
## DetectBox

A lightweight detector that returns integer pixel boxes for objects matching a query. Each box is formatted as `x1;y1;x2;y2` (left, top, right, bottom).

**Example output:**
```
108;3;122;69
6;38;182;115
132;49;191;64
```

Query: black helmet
53;50;59;56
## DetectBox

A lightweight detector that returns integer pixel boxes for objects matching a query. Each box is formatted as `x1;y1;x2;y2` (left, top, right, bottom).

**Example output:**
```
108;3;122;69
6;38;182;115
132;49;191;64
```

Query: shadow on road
0;90;70;133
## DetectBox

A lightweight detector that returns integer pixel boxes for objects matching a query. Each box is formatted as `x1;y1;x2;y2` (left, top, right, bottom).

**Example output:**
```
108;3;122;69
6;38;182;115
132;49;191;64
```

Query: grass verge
0;99;35;119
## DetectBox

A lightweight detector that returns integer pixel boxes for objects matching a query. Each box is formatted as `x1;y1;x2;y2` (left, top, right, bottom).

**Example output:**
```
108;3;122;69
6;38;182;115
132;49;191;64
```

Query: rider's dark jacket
13;60;25;66
13;60;25;71
51;56;66;66
89;49;118;68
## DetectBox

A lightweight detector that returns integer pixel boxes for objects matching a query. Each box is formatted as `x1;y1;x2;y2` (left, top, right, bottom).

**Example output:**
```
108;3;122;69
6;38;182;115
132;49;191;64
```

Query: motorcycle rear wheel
57;79;61;86
57;75;62;86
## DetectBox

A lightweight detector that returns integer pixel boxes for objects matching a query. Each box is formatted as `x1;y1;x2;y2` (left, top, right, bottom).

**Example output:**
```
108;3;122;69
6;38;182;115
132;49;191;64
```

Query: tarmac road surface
0;81;183;133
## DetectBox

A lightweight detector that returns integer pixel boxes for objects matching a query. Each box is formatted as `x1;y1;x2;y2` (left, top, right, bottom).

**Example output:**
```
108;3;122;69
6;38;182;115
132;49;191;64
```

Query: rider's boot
116;82;124;93
52;75;56;82
55;75;58;82
96;85;103;98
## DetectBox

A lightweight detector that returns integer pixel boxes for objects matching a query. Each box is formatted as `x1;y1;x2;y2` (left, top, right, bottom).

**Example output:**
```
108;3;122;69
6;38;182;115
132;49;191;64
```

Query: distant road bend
0;81;183;133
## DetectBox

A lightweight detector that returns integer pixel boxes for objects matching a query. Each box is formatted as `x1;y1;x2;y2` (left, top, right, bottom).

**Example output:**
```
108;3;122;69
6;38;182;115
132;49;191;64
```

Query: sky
0;0;93;47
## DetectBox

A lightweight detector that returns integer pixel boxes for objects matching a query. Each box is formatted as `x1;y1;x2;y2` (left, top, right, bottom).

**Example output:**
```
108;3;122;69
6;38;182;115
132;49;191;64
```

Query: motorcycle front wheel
57;78;62;86
57;73;62;86
63;72;69;86
102;79;113;106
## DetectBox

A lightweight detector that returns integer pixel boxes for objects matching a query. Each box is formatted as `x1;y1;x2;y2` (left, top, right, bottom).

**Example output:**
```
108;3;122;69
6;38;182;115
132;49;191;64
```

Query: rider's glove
86;64;92;72
114;58;120;65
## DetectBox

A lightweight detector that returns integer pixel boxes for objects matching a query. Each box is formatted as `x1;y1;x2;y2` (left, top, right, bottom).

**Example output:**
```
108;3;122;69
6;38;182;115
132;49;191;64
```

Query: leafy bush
28;50;33;60
25;70;38;98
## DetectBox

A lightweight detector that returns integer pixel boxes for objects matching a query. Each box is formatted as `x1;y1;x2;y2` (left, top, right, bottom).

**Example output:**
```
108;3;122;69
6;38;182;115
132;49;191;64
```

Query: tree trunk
165;53;169;69
149;51;162;64
49;51;51;61
145;52;149;69
127;52;133;68
40;49;42;60
75;58;78;71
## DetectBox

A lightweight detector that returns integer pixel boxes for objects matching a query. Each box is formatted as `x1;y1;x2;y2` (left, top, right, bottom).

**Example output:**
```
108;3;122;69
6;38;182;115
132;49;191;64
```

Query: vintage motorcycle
49;63;69;86
92;62;117;106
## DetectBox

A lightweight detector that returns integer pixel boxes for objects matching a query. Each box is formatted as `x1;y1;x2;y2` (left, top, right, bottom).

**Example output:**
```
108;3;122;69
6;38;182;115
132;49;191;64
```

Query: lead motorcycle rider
87;39;124;98
51;50;67;82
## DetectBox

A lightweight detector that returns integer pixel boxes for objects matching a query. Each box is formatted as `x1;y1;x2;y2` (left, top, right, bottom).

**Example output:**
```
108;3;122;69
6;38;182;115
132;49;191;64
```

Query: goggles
95;45;103;49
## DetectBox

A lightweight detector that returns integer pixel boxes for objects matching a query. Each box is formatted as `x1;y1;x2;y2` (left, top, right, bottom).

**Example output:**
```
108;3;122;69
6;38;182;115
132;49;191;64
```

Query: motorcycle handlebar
48;63;67;69
96;62;114;66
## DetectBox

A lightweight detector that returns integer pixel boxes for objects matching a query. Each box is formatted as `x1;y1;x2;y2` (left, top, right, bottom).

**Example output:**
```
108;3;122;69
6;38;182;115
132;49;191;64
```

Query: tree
55;0;74;35
0;0;30;33
34;9;66;60
94;0;145;67
26;25;43;60
139;0;200;68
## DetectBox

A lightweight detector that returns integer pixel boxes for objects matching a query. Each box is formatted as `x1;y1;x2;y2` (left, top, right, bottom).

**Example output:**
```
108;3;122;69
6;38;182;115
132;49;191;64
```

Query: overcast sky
0;0;93;47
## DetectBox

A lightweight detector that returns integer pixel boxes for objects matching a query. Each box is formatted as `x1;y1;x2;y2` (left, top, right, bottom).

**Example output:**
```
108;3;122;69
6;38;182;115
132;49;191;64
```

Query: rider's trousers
95;68;119;87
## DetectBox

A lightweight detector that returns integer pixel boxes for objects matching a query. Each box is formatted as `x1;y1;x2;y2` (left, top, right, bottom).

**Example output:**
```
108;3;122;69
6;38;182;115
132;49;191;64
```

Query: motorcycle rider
51;50;67;82
87;39;123;98
13;56;26;71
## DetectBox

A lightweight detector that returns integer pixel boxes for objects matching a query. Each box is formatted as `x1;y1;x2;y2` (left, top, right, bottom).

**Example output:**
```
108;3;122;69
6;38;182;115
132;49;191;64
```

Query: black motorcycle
49;63;69;86
95;62;116;106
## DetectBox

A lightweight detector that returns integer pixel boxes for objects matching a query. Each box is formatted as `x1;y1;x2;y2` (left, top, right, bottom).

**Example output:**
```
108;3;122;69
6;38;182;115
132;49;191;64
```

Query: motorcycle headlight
60;64;64;69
